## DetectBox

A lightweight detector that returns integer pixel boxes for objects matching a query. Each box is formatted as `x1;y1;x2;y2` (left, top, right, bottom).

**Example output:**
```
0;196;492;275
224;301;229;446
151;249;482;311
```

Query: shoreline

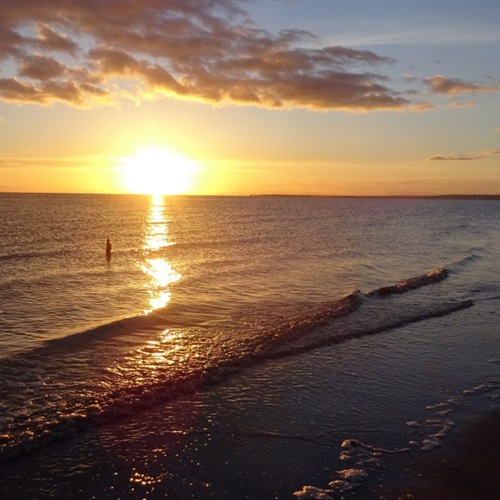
357;409;500;499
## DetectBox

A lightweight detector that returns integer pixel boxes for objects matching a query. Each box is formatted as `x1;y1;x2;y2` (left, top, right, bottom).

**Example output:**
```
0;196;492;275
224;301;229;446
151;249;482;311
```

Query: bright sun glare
122;147;197;195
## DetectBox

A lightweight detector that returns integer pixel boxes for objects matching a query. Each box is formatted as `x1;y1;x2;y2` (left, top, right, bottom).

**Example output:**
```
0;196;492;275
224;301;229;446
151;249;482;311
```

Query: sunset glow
121;147;198;195
0;1;499;195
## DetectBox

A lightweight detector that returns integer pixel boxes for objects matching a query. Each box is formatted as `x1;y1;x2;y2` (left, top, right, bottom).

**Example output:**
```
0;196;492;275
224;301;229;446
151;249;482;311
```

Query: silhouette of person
106;238;112;258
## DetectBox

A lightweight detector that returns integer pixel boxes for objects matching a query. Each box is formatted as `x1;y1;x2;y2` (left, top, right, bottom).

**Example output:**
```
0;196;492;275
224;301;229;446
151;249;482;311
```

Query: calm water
0;194;499;498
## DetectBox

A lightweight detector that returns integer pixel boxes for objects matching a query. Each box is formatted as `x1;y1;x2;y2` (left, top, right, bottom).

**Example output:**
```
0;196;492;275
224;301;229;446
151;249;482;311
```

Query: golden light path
142;194;181;314
108;194;185;383
122;147;198;195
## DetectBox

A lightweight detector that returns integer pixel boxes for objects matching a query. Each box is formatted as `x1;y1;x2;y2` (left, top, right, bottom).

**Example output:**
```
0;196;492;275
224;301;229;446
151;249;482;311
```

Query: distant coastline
250;194;500;200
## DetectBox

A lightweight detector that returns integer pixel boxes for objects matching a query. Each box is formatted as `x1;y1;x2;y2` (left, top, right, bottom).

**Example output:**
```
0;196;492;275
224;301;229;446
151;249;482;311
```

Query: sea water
0;194;499;498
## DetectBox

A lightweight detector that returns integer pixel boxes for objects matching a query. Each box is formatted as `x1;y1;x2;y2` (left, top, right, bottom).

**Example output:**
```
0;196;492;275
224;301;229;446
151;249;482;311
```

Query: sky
0;0;499;195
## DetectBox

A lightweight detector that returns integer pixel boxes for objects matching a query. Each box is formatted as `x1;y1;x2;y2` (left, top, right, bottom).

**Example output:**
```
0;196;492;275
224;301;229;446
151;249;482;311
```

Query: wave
43;311;169;348
447;252;484;274
40;267;454;349
478;294;500;302
368;267;448;297
0;245;142;264
0;249;72;262
40;302;218;353
0;266;473;461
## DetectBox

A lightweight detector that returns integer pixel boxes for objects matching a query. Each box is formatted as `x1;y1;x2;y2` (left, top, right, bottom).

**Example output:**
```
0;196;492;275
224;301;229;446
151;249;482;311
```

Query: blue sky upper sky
0;0;499;195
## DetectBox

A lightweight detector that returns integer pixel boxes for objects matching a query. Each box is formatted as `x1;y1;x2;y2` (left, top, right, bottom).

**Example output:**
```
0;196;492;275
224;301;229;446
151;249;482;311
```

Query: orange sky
0;1;499;195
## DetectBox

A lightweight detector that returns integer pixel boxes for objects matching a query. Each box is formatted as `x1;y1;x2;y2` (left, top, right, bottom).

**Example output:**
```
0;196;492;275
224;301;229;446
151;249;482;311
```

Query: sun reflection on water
142;194;181;314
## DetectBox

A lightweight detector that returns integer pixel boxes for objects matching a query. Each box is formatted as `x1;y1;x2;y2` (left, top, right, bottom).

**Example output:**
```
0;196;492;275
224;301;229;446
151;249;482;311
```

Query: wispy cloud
426;150;500;161
448;101;475;109
0;153;117;168
324;23;500;48
423;75;500;96
0;0;412;111
402;73;417;83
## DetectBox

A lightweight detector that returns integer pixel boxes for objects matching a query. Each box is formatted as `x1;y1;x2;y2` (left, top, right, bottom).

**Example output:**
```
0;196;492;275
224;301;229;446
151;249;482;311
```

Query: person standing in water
106;238;112;258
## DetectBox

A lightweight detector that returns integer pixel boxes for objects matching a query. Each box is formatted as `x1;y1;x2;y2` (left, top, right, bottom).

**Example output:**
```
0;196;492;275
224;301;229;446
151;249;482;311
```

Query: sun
121;147;198;195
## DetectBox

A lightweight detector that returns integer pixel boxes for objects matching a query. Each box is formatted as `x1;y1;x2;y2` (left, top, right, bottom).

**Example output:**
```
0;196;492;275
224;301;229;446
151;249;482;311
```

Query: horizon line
1;192;500;200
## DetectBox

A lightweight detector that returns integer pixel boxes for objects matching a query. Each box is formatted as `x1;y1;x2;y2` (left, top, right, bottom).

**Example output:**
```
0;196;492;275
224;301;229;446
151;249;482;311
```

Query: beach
1;298;499;499
2;1;500;497
356;410;500;499
0;195;499;498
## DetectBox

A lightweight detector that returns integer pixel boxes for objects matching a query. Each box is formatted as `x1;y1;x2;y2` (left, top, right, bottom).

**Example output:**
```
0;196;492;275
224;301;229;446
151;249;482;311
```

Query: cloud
448;101;475;108
426;150;500;161
411;102;436;111
18;54;67;80
0;153;116;168
0;78;45;103
402;73;417;83
0;0;412;111
423;75;500;95
495;127;500;134
0;76;86;105
35;24;78;55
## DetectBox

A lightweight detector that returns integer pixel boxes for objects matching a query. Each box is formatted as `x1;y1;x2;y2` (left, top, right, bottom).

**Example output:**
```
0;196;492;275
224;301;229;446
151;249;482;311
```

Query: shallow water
0;194;499;497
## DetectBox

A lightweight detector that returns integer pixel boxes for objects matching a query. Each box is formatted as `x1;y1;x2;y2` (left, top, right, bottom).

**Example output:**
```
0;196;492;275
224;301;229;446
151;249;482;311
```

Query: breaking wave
368;267;448;297
0;266;473;461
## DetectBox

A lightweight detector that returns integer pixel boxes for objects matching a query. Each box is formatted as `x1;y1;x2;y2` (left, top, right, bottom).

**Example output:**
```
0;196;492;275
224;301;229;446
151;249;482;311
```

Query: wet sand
359;409;500;499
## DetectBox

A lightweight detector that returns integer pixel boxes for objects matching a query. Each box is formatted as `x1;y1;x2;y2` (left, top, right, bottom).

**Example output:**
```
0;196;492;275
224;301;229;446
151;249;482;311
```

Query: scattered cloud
35;24;79;55
426;150;500;161
423;75;500;95
2;2;496;112
18;54;67;81
0;0;413;111
448;101;475;109
402;73;417;83
411;102;436;112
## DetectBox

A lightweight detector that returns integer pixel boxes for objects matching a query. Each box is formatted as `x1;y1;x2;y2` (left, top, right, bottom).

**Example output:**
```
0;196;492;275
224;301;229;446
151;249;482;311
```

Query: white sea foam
406;420;421;427
437;409;453;416
294;468;368;498
421;436;442;451
425;419;444;426
336;468;368;481
297;374;499;497
294;485;334;499
425;402;448;411
462;383;500;396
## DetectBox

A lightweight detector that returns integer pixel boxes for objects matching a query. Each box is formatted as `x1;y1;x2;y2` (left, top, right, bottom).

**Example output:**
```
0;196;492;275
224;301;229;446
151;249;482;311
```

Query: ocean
0;193;499;498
